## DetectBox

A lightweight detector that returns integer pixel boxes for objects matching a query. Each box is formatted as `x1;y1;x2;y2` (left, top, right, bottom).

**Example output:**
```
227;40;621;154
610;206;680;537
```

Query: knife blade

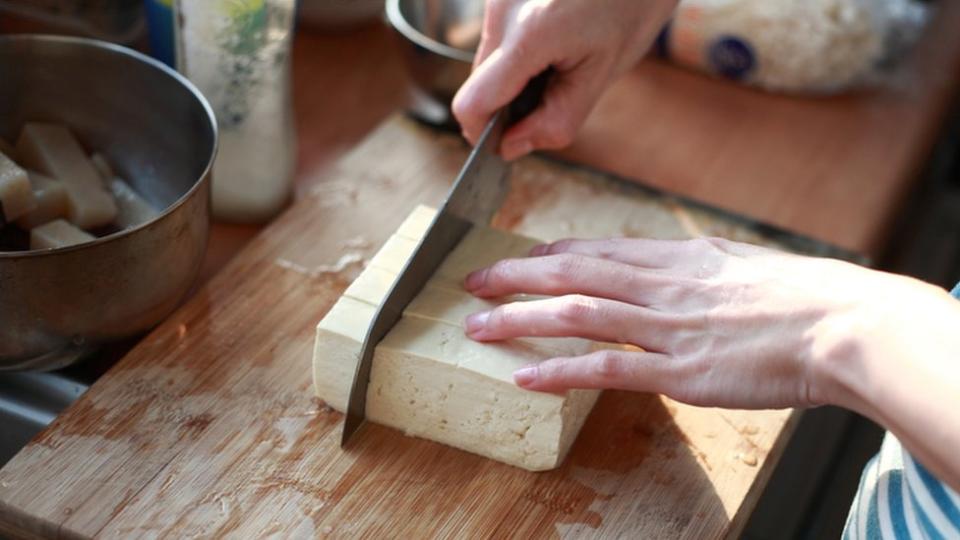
341;70;552;447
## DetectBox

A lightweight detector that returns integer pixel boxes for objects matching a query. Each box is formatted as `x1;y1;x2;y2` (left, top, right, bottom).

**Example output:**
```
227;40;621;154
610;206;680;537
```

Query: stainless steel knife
341;70;552;447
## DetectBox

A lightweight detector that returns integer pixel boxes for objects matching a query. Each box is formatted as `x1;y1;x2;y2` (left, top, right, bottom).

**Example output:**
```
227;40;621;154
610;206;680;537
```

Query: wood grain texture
558;1;960;257
0;117;796;539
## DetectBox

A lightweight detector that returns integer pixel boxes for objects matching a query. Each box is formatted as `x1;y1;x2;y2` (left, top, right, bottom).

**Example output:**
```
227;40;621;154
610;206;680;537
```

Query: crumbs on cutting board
275;253;367;278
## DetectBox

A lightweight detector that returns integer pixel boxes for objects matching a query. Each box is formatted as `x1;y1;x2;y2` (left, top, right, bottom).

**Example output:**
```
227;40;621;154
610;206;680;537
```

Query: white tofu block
90;153;115;185
0;151;36;222
343;265;398;306
367;234;419;273
16;171;69;229
108;178;159;228
313;206;600;471
394;204;437;241
15;123;118;229
314;296;377;411
30;219;95;250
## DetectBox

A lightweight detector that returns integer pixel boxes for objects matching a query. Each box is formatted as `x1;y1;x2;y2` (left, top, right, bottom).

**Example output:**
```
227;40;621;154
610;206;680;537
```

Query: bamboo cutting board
0;116;812;539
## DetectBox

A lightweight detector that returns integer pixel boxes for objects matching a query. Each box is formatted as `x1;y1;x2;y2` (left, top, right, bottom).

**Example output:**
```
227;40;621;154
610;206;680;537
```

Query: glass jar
174;0;297;223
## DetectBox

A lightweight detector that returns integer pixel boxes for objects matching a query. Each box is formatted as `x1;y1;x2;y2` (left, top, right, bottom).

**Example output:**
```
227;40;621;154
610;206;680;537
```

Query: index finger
452;46;549;145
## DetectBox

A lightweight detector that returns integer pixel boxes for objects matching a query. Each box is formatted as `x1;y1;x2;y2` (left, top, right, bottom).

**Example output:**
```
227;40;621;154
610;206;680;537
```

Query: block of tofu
108;178;159;228
16;171;69;229
90;153;115;184
30;219;95;250
313;205;600;471
15;123;117;229
0;151;36;223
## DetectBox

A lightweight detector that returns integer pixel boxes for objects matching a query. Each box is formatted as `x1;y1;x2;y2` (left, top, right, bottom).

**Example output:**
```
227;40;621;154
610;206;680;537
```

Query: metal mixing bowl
386;0;482;123
0;35;217;371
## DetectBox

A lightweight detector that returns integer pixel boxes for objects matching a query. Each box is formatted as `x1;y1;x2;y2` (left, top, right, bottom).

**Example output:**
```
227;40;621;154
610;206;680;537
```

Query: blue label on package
708;36;755;80
654;22;672;59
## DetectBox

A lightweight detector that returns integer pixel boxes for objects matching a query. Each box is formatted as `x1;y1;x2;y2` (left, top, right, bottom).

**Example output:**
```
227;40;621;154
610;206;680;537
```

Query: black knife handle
506;67;555;126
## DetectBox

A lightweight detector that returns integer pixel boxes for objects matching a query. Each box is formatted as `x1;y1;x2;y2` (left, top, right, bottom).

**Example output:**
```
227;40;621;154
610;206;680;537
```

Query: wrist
805;305;873;411
807;279;960;416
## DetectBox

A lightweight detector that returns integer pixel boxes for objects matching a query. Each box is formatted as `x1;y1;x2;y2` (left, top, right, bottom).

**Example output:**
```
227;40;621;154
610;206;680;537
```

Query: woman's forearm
818;280;960;491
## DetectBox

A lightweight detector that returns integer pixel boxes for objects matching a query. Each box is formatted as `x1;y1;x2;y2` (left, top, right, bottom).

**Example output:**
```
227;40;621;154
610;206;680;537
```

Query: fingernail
464;268;488;291
502;139;533;161
464;311;490;335
513;365;538;386
529;244;548;257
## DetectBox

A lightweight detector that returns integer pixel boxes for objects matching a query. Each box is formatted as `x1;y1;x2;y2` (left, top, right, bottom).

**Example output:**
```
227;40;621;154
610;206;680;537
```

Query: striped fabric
842;282;960;539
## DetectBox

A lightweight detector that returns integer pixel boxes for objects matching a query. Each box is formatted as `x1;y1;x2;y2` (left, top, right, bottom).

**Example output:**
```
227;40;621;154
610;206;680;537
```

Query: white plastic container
174;0;297;223
656;0;929;94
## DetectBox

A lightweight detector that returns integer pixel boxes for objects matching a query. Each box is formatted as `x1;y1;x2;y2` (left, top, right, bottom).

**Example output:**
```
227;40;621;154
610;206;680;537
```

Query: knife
341;70;552;447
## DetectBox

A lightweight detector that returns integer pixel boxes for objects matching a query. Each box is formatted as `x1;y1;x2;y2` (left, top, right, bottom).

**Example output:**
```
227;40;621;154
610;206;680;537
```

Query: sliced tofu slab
108;178;159;228
88;152;160;228
16;171;69;229
90;153;115;184
15;123;117;229
30;218;95;250
0;151;36;223
313;205;600;471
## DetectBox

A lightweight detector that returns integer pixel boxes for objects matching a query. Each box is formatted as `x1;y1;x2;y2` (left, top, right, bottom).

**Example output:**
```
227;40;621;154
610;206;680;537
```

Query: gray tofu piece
16;123;117;229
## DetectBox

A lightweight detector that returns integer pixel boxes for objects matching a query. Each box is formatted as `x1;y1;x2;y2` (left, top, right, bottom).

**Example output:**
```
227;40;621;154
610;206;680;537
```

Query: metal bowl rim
0;34;218;260
385;0;476;64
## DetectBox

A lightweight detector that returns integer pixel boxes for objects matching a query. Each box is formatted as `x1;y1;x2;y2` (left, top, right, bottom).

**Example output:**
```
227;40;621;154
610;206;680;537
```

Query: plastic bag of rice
655;0;930;94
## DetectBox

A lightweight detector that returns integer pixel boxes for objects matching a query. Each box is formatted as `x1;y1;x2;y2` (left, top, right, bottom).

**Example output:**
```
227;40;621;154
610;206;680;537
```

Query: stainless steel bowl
386;0;482;123
0;35;217;371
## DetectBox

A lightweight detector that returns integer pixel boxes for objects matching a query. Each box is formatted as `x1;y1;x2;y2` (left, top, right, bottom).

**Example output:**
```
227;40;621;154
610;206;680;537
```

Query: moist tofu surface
313;205;600;470
16;171;69;229
0;151;36;222
15;123;117;229
30;218;95;250
108;178;159;228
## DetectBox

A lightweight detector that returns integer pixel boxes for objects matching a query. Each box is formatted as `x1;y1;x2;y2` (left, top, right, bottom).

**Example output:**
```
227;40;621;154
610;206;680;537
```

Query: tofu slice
30;219;95;250
108;178;159;228
313;205;600;471
0;151;36;223
394;204;437;241
15;123;117;229
88;151;161;228
90;153;115;185
16;171;70;229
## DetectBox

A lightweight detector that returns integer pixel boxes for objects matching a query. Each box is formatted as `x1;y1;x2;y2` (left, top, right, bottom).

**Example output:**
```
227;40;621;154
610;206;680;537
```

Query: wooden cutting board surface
0;117;799;539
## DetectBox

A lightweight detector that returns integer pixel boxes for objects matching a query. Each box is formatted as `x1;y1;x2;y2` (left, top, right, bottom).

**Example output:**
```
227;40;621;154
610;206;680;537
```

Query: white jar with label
174;0;297;223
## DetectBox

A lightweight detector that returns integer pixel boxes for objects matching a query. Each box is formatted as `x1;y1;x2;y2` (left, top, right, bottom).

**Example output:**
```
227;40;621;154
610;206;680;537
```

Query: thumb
513;350;674;393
